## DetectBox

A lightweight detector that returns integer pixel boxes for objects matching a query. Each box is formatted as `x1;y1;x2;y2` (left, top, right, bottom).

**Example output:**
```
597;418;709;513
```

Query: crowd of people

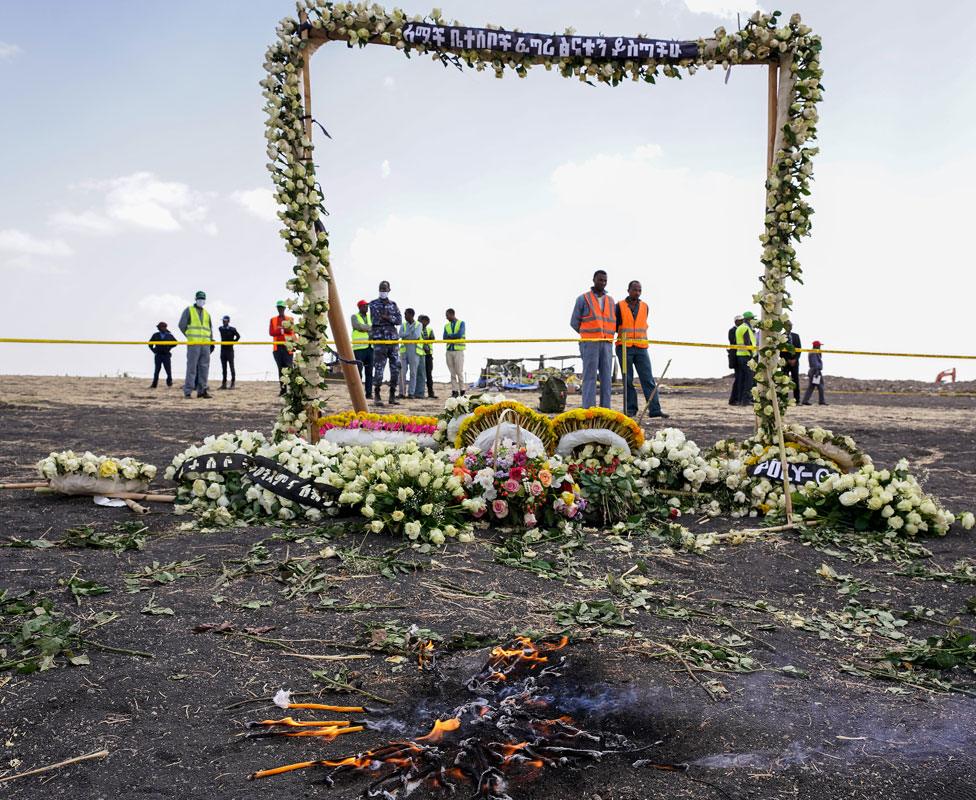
726;311;828;407
149;281;827;410
148;284;467;404
351;280;466;406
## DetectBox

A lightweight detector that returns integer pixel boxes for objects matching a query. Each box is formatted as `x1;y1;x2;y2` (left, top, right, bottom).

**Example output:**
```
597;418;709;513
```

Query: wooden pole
299;12;368;413
620;333;628;415
766;62;778;172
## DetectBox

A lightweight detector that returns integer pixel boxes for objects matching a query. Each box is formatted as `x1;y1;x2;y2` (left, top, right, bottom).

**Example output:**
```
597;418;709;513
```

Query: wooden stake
636;358;672;427
0;481;48;490
299;11;367;414
766;363;794;525
0;749;109;784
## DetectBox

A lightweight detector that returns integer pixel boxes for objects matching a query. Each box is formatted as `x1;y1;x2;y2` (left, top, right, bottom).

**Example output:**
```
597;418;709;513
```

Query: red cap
357;299;368;308
812;340;822;348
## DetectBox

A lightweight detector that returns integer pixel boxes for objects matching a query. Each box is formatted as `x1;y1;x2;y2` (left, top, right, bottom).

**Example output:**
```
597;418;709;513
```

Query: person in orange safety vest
615;280;668;419
269;299;296;396
570;269;616;409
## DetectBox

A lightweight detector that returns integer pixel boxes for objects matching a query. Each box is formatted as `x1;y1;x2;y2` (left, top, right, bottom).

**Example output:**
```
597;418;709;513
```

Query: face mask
378;291;389;300
196;299;205;308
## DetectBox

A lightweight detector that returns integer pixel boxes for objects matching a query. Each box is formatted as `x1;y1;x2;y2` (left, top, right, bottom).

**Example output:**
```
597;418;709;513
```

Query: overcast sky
1;0;974;383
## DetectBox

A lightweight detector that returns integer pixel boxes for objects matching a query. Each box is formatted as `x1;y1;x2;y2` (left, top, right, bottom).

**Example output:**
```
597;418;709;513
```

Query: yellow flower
560;491;575;505
98;459;118;478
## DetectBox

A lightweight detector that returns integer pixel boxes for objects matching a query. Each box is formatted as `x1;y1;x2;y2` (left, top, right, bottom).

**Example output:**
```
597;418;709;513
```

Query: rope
1;336;975;361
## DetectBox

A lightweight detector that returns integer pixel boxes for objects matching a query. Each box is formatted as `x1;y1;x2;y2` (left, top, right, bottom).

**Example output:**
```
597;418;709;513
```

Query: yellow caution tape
0;336;974;360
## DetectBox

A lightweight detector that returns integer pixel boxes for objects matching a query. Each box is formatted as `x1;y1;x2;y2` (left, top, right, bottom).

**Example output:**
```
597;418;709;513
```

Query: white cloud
383;76;395;89
231;187;279;222
679;0;760;17
0;42;22;60
50;210;117;235
57;172;216;235
381;160;391;179
0;229;72;257
0;254;68;276
137;293;237;322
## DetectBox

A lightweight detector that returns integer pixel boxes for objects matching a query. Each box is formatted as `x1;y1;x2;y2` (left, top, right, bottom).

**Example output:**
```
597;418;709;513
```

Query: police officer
218;315;240;390
369;281;402;406
148;322;176;388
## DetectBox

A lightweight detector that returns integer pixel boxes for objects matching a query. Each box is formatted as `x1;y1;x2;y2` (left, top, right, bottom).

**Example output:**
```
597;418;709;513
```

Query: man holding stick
615;280;668;418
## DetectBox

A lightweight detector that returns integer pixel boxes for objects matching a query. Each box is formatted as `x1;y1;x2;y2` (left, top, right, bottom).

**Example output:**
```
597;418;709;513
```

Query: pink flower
492;499;509;519
529;481;543;497
503;479;519;494
472;507;486;519
524;512;537;528
564;504;579;519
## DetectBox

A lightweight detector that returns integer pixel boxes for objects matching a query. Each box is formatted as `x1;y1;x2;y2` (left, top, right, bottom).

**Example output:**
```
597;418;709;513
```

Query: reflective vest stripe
578;292;615;340
417;326;432;355
445;320;465;351
352;313;371;347
735;323;756;356
617;300;649;348
185;306;211;343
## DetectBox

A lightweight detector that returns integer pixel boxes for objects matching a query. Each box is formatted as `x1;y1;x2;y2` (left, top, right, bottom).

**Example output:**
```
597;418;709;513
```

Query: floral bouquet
792;459;973;537
552;408;644;456
432;392;507;445
567;445;642;526
166;430;343;526
36;450;157;495
331;441;473;546
454;439;585;531
455;400;556;454
319;411;439;448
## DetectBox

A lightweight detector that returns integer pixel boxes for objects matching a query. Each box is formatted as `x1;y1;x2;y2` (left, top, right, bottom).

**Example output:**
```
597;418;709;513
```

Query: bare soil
0;375;974;800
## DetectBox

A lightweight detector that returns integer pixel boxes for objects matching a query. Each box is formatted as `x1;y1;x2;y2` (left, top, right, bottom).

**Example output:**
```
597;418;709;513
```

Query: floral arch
262;2;823;443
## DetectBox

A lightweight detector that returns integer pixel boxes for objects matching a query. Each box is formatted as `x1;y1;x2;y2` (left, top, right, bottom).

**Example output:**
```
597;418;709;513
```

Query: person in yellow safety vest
178;290;214;399
570;269;615;409
444;308;466;397
729;310;757;406
418;314;437;399
350;300;373;397
398;308;423;400
615;280;668;419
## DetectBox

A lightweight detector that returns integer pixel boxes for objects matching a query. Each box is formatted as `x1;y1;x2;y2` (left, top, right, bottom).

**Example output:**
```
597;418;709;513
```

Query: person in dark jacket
369;280;402;406
779;320;802;403
418;314;437;399
727;314;743;404
801;340;828;405
218;315;240;390
148;322;177;388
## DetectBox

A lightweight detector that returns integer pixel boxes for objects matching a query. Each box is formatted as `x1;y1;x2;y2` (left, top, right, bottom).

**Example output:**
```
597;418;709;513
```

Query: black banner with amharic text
401;23;699;62
175;453;338;510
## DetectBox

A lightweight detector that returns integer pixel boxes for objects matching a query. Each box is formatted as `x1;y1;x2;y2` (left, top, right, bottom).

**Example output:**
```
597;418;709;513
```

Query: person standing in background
179;290;213;399
369;280;402;406
269;300;296;396
218;315;240;390
418;314;436;399
148;321;176;389
779;320;802;404
727;314;743;403
398;308;422;400
351;299;373;398
615;280;667;418
444;308;466;397
570;270;615;409
729;311;757;407
802;340;828;405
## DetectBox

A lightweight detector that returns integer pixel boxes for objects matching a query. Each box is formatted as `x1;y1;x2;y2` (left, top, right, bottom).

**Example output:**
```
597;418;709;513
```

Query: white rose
392;510;405;522
370;520;384;533
420;503;433;516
